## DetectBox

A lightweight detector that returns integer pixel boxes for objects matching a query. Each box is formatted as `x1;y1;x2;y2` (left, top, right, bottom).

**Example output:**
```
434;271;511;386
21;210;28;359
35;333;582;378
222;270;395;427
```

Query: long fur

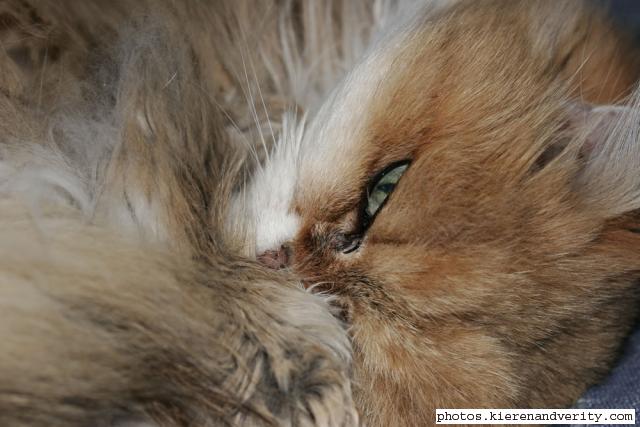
1;1;640;426
239;0;640;425
0;199;356;426
0;0;374;425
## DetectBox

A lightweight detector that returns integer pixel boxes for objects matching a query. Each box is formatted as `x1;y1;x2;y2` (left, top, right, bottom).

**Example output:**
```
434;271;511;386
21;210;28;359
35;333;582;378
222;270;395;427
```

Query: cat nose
257;244;290;270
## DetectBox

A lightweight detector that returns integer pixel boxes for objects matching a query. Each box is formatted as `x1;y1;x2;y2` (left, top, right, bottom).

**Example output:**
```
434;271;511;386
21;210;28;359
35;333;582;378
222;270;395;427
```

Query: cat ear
571;97;640;217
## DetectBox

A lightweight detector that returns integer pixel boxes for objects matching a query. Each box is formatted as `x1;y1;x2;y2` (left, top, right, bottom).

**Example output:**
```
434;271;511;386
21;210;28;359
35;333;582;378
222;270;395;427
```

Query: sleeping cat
0;1;359;426
0;0;639;426
234;0;640;425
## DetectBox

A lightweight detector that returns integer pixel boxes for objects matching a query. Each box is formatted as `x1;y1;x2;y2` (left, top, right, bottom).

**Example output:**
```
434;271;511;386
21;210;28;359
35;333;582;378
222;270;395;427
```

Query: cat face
237;1;640;424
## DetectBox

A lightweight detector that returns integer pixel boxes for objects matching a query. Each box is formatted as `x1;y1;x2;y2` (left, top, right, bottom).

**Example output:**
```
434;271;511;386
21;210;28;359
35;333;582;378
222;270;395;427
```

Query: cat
0;201;356;426
1;0;640;426
233;0;640;425
0;1;360;426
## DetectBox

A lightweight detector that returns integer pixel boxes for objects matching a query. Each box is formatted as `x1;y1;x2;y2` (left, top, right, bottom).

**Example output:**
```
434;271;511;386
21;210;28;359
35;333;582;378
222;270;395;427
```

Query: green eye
365;163;409;218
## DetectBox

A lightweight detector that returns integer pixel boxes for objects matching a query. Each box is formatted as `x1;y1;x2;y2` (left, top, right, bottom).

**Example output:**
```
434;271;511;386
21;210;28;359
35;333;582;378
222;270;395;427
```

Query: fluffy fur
0;200;355;426
1;1;640;426
240;0;640;425
0;0;365;425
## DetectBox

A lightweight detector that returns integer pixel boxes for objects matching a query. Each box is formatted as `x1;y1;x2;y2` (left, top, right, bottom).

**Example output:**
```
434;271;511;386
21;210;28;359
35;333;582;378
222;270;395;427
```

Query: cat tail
0;199;357;427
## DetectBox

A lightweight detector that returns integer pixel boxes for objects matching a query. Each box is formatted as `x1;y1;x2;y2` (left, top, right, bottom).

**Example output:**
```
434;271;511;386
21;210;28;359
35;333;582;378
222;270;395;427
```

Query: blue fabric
557;328;640;427
574;328;640;410
609;0;640;40
566;3;640;424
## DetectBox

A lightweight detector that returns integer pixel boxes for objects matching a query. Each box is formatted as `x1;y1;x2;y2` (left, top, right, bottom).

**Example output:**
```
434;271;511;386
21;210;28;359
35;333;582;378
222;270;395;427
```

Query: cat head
234;1;640;423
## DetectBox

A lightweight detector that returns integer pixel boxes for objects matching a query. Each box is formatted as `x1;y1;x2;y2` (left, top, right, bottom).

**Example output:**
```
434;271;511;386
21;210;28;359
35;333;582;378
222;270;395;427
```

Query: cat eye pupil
364;162;409;220
338;161;409;256
375;183;395;193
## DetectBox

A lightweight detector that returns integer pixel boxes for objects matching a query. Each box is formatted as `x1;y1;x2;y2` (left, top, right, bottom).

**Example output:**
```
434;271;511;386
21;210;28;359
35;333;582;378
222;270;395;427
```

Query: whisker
245;36;278;149
37;45;49;111
238;47;270;164
187;80;263;169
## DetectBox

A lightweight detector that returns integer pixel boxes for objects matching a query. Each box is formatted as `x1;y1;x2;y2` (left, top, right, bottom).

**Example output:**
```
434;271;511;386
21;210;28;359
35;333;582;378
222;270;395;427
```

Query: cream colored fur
1;1;640;426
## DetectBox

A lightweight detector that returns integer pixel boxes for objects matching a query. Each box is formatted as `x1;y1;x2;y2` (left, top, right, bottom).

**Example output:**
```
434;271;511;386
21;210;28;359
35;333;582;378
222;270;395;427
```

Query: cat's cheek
362;244;514;311
357;244;432;292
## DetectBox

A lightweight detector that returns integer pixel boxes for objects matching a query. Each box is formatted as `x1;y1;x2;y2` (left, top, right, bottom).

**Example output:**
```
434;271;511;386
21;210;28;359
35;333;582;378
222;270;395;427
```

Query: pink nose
257;244;290;270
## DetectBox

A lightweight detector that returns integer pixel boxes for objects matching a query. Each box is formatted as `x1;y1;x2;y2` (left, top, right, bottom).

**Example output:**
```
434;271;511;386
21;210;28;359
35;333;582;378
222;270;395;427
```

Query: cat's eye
336;161;409;255
365;162;409;219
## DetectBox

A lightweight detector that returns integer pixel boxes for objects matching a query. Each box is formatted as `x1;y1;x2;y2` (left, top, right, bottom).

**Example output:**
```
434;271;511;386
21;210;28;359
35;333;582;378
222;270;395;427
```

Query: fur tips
0;199;356;427
573;89;640;217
